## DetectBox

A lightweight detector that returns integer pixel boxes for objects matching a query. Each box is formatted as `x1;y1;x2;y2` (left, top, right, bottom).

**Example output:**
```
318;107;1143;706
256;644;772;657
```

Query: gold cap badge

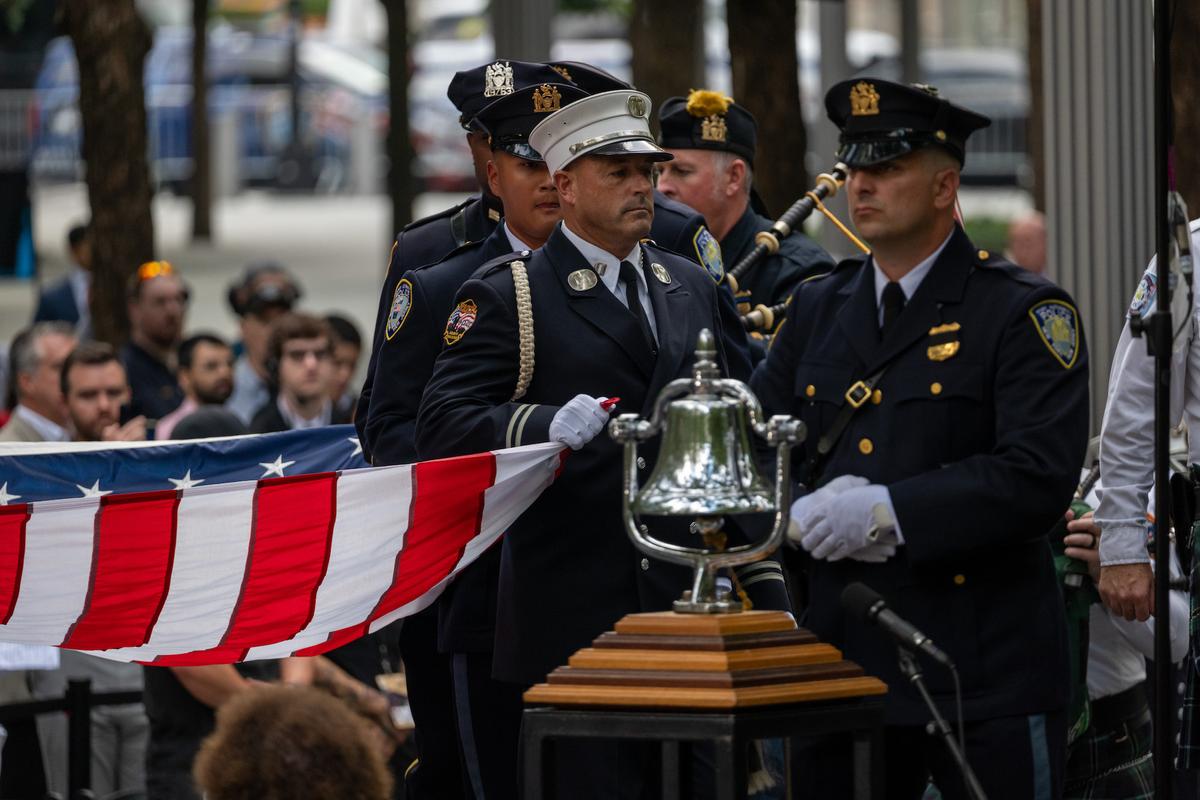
701;114;727;143
849;81;880;116
483;61;514;98
532;84;562;113
550;64;572;81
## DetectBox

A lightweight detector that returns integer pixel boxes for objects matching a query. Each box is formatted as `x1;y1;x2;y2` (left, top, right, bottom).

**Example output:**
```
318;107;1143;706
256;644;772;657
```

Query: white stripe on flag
86;481;256;661
364;442;563;636
243;464;415;660
2;498;99;643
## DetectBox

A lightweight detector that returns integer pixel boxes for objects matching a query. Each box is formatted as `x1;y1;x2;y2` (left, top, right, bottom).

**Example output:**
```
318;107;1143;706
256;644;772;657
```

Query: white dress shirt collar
277;396;332;430
871;228;955;323
559;223;644;298
503;222;536;254
14;405;71;442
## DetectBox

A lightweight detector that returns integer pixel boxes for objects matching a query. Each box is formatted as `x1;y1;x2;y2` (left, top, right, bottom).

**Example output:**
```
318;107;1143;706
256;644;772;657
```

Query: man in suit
751;78;1089;798
33;224;91;337
0;322;76;443
416;89;788;798
657;90;835;313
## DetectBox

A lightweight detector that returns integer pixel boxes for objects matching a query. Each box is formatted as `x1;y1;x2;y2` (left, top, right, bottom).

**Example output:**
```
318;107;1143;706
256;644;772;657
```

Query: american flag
0;426;563;664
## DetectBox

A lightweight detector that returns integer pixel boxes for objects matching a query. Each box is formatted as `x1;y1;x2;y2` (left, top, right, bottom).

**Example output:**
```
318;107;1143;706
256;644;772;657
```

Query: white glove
797;483;898;562
549;394;611;450
787;475;870;544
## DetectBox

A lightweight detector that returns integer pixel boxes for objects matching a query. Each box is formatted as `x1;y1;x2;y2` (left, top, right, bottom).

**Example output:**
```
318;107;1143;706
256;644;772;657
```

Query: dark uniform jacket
364;227;521;654
650;190;725;280
751;225;1089;725
120;341;184;421
416;225;783;685
723;205;836;311
355;194;502;460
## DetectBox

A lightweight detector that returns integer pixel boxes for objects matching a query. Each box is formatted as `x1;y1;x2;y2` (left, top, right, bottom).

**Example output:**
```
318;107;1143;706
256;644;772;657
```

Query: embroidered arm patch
1029;299;1079;369
385;278;413;341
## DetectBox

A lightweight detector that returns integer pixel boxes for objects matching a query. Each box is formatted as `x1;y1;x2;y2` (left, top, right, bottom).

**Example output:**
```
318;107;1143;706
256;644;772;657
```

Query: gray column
491;0;554;61
1043;0;1153;431
813;0;855;260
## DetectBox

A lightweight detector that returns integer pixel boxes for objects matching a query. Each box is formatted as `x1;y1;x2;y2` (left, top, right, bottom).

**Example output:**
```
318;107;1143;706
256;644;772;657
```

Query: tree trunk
1172;1;1200;216
629;0;703;137
727;0;806;217
381;0;414;239
62;0;154;346
1027;0;1044;211
191;0;212;240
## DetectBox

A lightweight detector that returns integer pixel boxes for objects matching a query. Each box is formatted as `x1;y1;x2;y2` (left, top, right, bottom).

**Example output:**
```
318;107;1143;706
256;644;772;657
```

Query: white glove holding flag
549;395;611;450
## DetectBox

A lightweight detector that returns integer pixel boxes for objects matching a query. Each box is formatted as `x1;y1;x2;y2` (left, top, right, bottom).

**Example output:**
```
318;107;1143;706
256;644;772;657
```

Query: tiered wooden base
524;610;887;710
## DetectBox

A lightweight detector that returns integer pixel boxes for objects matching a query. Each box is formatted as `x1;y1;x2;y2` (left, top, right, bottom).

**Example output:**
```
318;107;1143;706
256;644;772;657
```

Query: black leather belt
1090;684;1149;732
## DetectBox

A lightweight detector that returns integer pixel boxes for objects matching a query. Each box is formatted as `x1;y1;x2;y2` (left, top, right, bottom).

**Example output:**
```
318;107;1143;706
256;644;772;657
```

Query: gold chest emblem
850;81;880;116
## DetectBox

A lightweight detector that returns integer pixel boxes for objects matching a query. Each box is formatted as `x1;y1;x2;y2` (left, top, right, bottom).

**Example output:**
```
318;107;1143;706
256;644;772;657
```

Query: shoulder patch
1029;299;1079;369
1128;270;1156;319
385;279;413;341
444;299;479;346
402;197;472;233
692;226;724;283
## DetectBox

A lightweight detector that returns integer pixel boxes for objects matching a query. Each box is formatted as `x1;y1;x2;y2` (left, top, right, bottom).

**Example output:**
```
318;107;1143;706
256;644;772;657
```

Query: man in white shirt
0;322;76;443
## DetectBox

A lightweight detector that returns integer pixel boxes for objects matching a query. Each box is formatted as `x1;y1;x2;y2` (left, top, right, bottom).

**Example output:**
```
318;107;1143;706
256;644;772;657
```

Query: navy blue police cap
547;61;631;94
476;81;588;161
657;90;757;166
824;78;991;168
447;60;572;131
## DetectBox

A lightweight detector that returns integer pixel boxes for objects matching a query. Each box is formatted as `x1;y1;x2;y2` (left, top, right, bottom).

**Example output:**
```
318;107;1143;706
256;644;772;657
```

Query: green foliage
559;0;629;15
962;216;1011;255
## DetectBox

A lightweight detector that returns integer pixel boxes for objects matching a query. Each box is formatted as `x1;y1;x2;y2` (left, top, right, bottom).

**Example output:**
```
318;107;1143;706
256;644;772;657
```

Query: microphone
842;582;953;668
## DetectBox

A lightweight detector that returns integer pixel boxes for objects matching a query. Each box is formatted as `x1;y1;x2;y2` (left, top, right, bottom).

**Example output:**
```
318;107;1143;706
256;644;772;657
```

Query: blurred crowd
0;221;412;800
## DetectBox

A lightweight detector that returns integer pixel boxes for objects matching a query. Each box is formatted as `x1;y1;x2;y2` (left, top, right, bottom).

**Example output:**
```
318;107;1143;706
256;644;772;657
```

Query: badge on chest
926;321;961;361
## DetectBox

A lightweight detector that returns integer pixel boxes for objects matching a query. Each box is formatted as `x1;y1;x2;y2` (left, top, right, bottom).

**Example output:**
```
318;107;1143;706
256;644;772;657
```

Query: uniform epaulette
977;252;1049;288
833;254;868;273
652;193;694;222
473;250;533;282
401;197;475;233
414;238;488;274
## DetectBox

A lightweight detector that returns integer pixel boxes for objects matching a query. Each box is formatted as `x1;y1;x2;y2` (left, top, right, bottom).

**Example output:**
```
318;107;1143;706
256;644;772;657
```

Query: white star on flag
0;482;21;506
168;470;205;490
76;480;113;499
259;455;296;478
347;437;363;457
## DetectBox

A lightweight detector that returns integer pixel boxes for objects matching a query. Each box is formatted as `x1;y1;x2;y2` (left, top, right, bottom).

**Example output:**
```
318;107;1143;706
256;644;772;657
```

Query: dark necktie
619;260;657;355
880;281;906;338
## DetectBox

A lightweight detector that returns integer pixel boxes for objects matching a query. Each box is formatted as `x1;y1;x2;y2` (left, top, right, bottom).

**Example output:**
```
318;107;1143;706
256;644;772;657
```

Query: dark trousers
399;604;466;800
797;710;1066;800
451;653;524;800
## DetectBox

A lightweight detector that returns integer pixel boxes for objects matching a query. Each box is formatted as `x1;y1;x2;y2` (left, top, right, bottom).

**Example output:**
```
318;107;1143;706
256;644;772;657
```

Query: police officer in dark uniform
657;90;836;314
417;88;789;799
354;60;565;800
366;76;587;800
551;61;729;282
751;78;1089;798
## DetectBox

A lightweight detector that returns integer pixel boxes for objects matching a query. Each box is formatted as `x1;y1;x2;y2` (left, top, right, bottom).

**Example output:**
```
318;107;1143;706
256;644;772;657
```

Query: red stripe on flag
295;452;496;657
154;473;338;666
61;491;180;651
0;504;31;625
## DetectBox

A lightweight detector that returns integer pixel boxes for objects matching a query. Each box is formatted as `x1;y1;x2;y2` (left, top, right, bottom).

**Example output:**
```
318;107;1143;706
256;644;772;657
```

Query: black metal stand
896;648;987;800
522;696;885;800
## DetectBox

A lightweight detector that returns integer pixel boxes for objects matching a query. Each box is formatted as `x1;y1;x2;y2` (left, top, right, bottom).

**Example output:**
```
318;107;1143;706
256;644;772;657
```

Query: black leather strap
800;363;891;487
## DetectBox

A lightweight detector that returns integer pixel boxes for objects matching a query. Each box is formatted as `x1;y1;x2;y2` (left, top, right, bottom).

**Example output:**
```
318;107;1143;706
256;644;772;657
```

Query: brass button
640;558;650;571
930;382;943;396
805;384;816;398
871;389;883;405
935;130;947;141
858;438;873;455
977;249;990;260
953;574;966;586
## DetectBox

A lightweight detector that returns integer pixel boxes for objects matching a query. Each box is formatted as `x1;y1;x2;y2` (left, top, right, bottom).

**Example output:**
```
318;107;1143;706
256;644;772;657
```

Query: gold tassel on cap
686;89;733;118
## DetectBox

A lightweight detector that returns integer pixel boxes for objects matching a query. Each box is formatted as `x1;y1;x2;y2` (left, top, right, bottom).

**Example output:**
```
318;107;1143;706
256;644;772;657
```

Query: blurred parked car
31;24;388;192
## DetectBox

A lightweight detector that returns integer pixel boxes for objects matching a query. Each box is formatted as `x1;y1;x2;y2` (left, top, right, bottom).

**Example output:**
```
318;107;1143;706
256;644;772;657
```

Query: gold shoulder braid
510;260;535;400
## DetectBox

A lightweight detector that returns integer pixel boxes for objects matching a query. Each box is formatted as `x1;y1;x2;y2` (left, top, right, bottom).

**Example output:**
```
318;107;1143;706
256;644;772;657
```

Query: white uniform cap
529;89;673;175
